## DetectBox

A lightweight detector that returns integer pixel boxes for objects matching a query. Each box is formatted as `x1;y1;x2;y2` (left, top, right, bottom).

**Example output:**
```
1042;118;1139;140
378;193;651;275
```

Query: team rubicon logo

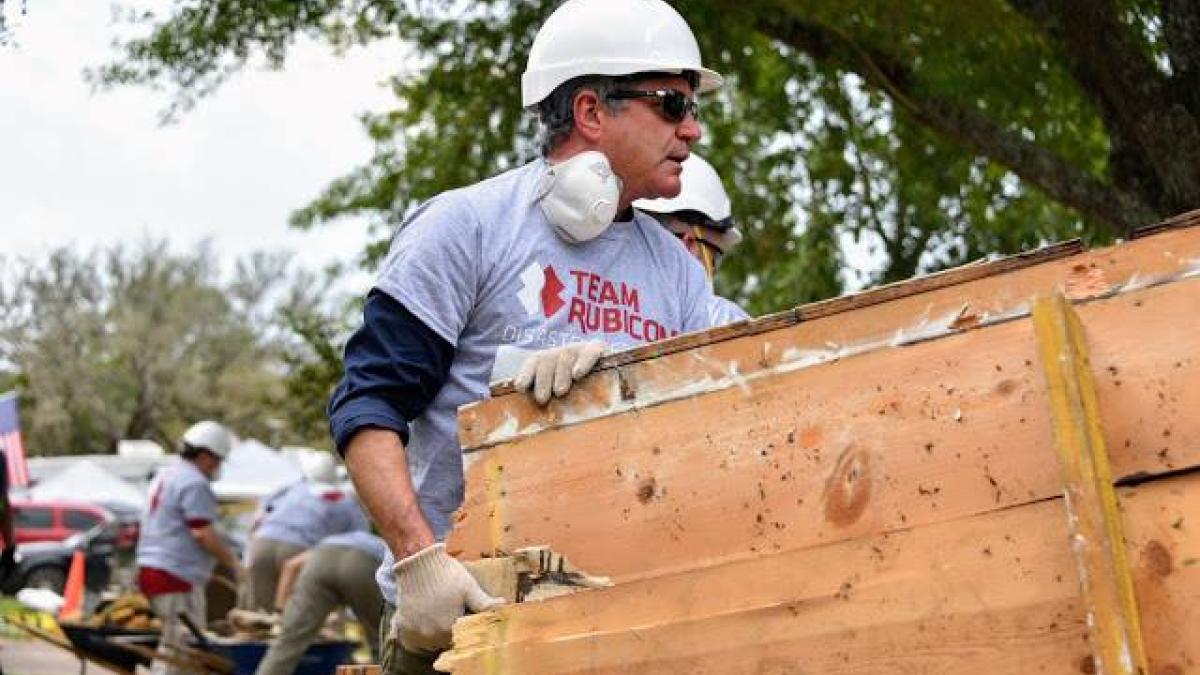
518;262;565;318
517;262;678;341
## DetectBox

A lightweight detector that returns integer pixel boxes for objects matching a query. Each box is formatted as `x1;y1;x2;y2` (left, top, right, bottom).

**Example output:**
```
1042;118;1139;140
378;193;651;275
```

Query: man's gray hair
534;75;629;156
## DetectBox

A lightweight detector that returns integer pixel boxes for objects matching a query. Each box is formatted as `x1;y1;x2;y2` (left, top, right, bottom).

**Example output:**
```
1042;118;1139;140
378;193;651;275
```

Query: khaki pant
254;545;383;675
247;537;306;611
148;586;206;675
378;603;440;675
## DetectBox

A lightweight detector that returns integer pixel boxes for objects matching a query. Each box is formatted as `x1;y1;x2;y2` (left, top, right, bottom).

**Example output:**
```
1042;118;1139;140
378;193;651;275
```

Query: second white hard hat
635;154;732;223
181;421;234;459
302;452;339;485
522;0;724;108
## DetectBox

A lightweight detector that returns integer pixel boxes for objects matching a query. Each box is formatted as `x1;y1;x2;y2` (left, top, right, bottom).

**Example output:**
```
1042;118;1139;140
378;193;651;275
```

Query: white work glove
391;543;505;653
512;340;608;405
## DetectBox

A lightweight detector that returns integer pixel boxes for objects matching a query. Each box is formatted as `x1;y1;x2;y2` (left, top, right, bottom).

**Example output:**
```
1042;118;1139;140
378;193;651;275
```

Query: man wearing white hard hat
245;452;370;612
326;0;727;671
136;421;242;675
636;153;751;325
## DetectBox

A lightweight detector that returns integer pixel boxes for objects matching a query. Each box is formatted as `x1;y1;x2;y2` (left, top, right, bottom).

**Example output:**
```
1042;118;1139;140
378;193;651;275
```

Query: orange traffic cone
58;549;86;622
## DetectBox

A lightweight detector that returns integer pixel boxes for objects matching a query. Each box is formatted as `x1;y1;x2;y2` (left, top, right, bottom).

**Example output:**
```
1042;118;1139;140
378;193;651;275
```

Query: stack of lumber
438;211;1200;674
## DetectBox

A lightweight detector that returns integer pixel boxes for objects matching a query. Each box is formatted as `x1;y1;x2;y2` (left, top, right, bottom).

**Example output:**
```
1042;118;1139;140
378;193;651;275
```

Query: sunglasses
606;89;700;123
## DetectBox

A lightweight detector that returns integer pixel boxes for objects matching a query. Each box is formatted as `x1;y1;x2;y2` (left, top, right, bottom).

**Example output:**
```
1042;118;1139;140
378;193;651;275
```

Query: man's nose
677;116;702;143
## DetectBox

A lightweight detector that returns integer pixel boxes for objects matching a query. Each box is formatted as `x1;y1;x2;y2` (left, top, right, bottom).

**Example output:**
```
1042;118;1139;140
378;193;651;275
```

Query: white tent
28;459;147;510
212;439;304;500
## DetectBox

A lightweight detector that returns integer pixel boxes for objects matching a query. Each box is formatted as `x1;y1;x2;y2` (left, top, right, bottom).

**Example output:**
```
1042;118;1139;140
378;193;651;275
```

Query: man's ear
572;89;605;143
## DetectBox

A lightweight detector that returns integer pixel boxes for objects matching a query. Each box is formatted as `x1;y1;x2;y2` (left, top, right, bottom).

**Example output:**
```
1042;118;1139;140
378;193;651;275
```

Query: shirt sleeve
178;482;219;527
327;291;456;455
341;499;372;533
680;256;723;334
708;295;751;325
372;194;484;345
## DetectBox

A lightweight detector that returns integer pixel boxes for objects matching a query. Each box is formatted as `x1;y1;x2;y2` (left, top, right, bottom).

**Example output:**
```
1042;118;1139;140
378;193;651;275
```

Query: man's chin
650;178;683;199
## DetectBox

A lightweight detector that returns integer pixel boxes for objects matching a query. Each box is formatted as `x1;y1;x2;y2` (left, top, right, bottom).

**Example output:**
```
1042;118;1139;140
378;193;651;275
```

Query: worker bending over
253;530;386;675
246;453;370;612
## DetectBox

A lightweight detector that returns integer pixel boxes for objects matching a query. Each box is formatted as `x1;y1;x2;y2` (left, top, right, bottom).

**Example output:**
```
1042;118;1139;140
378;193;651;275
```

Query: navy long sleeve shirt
327;291;454;455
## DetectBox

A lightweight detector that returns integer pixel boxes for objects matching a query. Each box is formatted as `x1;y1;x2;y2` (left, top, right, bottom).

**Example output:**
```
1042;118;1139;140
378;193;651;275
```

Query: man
136;421;241;675
246;452;370;611
327;0;725;671
635;153;750;325
253;530;387;675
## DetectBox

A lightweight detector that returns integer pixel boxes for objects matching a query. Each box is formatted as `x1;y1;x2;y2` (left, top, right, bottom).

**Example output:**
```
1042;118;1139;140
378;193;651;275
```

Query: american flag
0;392;31;487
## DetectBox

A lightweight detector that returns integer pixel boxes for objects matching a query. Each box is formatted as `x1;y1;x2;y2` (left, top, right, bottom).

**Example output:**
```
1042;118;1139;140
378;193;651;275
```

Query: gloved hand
0;545;16;580
513;340;608;405
392;543;505;653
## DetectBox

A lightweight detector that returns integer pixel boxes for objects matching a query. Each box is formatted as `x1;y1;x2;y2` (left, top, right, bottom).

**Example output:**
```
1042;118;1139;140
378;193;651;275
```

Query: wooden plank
488;237;1084;397
1121;476;1200;675
448;277;1200;584
441;482;1088;674
1033;294;1149;675
465;224;1200;451
1130;206;1200;238
439;473;1199;675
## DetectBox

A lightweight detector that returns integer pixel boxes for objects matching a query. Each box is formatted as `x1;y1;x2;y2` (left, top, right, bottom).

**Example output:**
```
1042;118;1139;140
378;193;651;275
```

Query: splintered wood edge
488;237;1082;397
488;208;1200;399
1032;294;1150;675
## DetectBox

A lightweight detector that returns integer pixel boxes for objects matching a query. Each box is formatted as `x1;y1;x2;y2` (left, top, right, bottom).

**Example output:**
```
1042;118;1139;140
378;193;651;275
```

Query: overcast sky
1;1;404;293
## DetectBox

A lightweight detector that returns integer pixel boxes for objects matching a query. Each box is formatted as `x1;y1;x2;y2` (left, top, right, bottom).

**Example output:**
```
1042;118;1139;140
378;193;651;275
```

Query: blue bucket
199;638;359;675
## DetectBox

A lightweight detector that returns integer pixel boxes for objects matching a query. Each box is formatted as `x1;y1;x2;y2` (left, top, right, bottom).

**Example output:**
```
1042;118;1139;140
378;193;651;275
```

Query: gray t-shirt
318;531;387;561
256;481;370;548
136;460;220;586
373;159;719;601
708;294;750;325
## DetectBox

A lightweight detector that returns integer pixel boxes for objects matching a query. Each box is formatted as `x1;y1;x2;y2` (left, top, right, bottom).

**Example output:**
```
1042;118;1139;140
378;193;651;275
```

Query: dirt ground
0;635;96;675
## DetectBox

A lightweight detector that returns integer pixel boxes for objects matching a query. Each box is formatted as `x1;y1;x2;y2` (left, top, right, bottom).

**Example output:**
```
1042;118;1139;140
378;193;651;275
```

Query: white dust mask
538;151;623;244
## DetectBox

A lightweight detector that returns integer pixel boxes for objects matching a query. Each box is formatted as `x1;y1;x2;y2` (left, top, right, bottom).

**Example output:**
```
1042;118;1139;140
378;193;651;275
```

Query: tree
93;0;1200;313
0;241;338;454
0;0;29;47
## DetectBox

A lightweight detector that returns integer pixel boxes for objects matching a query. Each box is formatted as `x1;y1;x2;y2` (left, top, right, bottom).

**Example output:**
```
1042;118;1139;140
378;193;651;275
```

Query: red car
8;499;115;546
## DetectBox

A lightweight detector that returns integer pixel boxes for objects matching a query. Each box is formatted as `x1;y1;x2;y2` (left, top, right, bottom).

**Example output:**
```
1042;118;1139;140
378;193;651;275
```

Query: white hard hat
635;154;732;222
181;421;234;459
522;0;724;108
302;452;339;485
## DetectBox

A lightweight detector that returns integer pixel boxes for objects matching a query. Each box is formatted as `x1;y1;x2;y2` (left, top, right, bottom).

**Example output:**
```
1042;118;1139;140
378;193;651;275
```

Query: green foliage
94;0;1193;317
0;241;340;454
276;281;361;446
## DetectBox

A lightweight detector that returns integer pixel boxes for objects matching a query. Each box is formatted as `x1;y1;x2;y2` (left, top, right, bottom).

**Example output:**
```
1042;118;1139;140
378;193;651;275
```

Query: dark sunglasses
606;89;700;123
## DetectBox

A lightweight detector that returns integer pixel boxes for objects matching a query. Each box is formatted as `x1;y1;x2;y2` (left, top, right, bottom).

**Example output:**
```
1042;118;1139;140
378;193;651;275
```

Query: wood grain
463;223;1200;452
440;473;1199;675
443;485;1077;673
448;278;1200;587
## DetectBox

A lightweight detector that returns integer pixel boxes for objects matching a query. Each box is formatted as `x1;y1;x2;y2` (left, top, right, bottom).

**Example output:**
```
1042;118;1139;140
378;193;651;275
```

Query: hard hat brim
523;62;724;108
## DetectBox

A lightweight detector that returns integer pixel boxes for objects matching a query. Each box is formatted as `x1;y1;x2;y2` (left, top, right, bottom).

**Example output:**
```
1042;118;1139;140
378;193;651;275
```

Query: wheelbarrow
2;616;156;675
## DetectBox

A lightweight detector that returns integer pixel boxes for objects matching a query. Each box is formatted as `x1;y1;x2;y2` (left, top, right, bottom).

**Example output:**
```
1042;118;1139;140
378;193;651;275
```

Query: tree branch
745;6;1161;233
1006;0;1200;215
1163;0;1200;117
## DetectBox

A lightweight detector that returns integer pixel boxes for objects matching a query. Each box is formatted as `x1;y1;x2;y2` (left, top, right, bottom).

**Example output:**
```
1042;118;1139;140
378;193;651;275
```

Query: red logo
541;266;565;317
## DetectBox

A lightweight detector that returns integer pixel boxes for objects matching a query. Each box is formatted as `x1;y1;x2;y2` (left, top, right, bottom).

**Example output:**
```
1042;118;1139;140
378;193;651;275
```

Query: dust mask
537;151;623;244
